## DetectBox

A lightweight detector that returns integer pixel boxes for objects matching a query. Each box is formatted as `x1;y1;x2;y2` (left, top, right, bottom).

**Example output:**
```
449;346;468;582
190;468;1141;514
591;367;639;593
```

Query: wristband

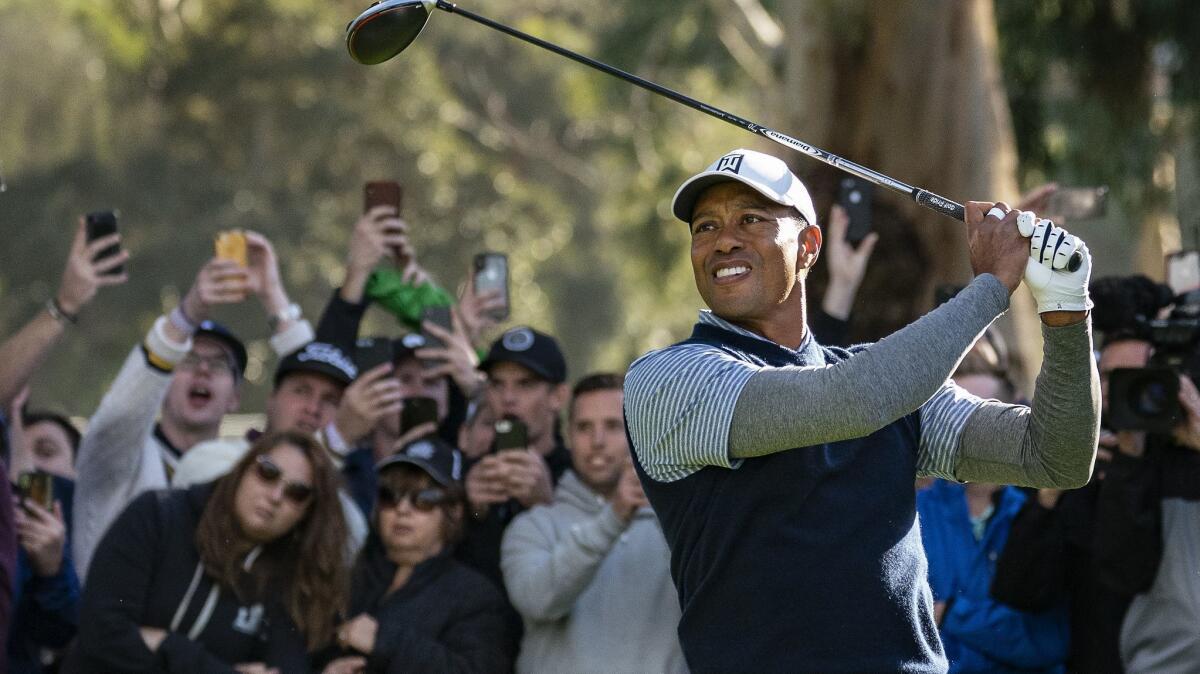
169;306;197;335
45;298;77;325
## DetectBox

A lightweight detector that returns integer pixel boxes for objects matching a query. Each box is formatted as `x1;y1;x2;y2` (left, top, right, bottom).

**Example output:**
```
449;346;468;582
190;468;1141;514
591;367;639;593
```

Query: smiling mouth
712;264;751;282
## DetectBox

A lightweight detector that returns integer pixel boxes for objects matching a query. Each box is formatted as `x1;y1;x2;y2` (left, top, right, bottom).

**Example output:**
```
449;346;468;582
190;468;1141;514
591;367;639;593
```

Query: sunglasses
253;455;314;504
377;486;449;513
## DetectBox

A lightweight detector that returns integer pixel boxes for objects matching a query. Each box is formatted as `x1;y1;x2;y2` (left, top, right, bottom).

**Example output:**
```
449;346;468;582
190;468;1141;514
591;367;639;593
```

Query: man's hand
243;231;293;318
1016;212;1092;324
465;455;510;517
14;499;66;577
609;463;649;523
181;258;251;325
337;614;379;655
457;264;507;348
821;204;879;321
322;657;367;674
56;218;129;316
1173;374;1200;452
964;202;1029;294
333;363;404;445
139;626;168;652
416;309;485;397
500;450;554;508
342;206;409;303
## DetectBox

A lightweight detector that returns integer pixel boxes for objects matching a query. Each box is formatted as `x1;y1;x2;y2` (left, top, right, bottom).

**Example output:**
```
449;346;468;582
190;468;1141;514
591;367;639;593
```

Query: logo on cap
502;328;535;352
401;333;427;349
297;342;358;380
406;440;435;460
715;153;744;174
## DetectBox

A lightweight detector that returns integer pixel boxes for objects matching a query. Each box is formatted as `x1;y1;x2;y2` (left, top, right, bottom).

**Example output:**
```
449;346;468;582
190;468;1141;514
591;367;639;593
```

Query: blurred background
1;0;1198;412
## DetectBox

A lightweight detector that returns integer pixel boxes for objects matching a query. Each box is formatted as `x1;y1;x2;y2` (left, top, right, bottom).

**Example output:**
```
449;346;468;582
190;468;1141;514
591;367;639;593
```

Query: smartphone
364;181;403;215
355;337;394;373
17;471;54;511
1166;251;1200;295
1045;186;1108;221
473;252;510;321
421;305;453;350
493;416;528;452
85;210;123;275
214;230;248;267
836;177;873;246
400;396;440;435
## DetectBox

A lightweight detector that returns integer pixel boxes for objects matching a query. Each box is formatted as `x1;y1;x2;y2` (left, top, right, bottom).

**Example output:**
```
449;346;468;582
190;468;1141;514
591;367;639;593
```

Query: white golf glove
1016;211;1094;313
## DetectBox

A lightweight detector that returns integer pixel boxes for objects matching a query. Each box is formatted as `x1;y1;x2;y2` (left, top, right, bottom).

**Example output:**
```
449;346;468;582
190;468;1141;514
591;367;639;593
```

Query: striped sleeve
624;344;760;483
916;381;986;480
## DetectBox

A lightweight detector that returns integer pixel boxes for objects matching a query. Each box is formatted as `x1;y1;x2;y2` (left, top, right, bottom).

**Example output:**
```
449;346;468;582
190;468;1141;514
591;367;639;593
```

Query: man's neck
531;425;557;456
159;418;220;454
721;285;809;350
964;483;1000;518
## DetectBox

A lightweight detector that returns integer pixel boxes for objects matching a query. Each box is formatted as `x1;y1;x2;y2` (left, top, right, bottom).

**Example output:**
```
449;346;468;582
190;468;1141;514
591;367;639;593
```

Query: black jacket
318;534;519;673
65;483;309;673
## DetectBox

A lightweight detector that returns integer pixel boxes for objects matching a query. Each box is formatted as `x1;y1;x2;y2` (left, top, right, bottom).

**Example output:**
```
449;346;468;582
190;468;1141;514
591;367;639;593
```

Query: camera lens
1132;378;1171;417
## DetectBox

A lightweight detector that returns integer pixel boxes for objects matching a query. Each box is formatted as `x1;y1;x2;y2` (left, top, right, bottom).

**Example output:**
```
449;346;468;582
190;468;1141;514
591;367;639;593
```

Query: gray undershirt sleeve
954;319;1100;488
728;274;1010;458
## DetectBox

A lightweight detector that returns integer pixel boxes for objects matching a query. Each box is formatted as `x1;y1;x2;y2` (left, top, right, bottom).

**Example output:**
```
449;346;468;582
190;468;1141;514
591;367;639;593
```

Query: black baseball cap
194;321;248;377
273;341;358;389
479;326;567;384
376;435;464;488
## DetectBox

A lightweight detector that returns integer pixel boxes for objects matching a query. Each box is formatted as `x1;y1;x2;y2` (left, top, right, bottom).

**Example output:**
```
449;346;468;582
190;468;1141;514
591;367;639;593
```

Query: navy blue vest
630;323;947;673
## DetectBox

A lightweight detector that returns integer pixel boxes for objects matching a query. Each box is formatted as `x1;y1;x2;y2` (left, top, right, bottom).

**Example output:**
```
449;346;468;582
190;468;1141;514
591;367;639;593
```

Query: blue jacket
918;481;1068;674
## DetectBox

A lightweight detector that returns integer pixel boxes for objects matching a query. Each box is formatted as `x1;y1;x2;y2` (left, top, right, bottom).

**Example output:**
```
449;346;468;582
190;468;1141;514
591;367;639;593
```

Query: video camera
1105;281;1200;432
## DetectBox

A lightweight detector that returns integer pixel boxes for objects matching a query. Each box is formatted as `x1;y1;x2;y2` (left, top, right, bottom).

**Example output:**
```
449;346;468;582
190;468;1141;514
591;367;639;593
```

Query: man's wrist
46;297;77;326
1040;310;1088;327
53;291;81;317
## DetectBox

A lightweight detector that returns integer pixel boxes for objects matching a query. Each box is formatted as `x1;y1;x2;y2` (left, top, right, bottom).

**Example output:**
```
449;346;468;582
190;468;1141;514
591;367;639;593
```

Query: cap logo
502;328;535;352
401;333;427;349
297;342;358;379
406;440;435;460
715;153;744;174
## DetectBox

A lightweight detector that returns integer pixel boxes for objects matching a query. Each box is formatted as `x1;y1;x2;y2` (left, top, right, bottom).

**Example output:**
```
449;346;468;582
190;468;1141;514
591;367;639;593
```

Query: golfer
624;149;1100;673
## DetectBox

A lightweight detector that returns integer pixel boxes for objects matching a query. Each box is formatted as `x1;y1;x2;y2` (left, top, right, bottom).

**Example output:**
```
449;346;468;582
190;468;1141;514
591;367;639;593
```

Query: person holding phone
68;431;349;673
72;230;316;578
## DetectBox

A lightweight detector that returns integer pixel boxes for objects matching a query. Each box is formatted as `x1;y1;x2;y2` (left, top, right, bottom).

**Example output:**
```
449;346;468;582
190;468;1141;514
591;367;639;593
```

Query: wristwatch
269;302;302;331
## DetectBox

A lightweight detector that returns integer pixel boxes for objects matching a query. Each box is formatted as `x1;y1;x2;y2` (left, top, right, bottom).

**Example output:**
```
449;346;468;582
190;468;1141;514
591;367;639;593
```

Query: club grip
914;189;965;221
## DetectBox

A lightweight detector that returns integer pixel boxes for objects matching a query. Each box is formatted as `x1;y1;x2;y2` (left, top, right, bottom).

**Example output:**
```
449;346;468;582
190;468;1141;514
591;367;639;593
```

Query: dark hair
570;372;625;420
954;328;1019;402
194;431;349;650
21;410;82;457
375;464;466;546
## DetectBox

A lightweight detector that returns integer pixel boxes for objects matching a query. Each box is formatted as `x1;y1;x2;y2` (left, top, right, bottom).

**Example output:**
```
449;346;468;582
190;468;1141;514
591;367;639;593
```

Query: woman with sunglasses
66;431;350;672
320;436;519;674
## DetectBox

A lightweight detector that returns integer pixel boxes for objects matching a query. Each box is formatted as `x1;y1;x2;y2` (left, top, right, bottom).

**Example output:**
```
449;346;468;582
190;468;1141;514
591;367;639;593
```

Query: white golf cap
672;148;817;227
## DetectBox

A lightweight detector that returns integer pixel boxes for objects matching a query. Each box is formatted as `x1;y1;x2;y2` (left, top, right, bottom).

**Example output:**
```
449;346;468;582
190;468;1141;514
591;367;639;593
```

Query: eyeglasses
377;486;449;513
253;455;314;504
179;352;236;376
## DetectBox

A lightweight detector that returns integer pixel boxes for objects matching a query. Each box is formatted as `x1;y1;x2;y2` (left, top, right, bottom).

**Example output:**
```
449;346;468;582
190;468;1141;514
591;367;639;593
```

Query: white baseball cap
672;148;818;227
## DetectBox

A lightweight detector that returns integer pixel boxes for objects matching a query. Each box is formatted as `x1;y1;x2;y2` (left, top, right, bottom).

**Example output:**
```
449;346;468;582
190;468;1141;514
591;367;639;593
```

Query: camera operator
991;274;1198;673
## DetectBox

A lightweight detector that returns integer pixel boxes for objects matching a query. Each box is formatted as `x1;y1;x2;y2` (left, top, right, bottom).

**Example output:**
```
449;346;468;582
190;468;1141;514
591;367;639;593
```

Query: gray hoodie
501;470;686;674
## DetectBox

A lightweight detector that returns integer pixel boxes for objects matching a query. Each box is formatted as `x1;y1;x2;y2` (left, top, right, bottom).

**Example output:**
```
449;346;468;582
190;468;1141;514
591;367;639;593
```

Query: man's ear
549;383;569;413
797;224;822;272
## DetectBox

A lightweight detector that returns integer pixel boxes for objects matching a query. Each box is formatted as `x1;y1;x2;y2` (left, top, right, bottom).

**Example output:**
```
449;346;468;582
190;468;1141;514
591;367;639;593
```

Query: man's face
569;389;628;496
485;361;566;447
688;181;820;325
393;356;450;426
25;420;77;479
1098;339;1153;413
266;371;345;435
162;336;241;434
953;373;1010;403
458;401;497;460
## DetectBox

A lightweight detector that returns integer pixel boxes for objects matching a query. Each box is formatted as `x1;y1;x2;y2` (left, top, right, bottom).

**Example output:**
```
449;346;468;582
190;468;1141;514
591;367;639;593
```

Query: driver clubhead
347;0;436;65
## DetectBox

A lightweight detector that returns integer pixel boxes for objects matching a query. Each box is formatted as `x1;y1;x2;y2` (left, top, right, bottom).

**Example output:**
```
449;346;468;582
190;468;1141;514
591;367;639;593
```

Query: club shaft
436;0;966;222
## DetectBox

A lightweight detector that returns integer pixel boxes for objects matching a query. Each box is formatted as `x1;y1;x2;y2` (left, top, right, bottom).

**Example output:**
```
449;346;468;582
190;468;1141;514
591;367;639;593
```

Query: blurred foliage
2;0;1197;415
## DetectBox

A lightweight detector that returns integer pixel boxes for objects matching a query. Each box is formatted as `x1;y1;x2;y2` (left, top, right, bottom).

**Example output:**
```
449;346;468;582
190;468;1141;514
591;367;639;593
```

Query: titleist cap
672;148;818;227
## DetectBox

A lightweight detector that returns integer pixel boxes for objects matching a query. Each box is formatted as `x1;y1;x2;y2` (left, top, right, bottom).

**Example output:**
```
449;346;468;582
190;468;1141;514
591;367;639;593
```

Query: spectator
918;331;1069;674
458;327;570;588
458;395;497;461
171;340;369;550
7;390;80;673
320;436;519;674
501;373;685;674
67;431;349;672
1;459;16;674
73;232;314;577
809;203;878;346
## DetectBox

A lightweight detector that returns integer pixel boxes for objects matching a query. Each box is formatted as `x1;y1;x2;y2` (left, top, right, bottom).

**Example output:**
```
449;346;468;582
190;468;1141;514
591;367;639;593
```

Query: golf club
346;0;1081;271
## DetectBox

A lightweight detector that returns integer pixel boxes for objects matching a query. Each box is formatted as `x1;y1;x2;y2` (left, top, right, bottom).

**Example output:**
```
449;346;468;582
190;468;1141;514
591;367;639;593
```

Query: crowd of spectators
0;184;1196;674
